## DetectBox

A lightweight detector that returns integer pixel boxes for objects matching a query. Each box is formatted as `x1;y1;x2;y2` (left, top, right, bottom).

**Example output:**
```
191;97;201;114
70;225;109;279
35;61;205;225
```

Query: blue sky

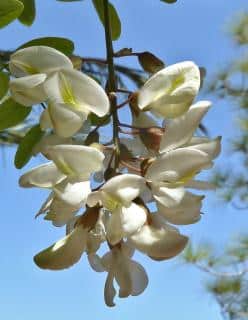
0;1;248;319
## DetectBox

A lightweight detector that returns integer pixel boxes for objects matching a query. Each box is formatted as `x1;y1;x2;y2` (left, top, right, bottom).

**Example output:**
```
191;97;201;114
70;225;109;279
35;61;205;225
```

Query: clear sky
0;1;248;319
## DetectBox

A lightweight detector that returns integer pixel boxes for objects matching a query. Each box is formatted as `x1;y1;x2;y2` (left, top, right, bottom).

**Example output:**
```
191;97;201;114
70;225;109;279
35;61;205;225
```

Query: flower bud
140;127;165;152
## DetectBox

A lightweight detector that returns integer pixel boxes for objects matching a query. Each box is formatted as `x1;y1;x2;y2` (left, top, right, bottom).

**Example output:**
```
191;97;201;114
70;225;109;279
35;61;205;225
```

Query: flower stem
103;0;120;171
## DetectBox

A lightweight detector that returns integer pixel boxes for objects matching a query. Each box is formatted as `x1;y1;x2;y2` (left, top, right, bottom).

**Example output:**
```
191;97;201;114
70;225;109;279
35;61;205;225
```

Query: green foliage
208;278;242;295
0;0;24;29
15;124;44;169
92;0;121;41
183;242;211;263
18;37;74;56
18;0;35;26
0;98;31;131
0;72;9;100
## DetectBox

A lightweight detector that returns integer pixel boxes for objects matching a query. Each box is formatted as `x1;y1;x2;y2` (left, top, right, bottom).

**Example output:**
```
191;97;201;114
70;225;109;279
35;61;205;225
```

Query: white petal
40;109;53;130
185;136;222;160
104;271;116;307
10;74;47;106
129;260;149;296
106;203;147;245
88;253;105;272
19;162;65;188
145;148;212;183
102;174;146;206
130;214;188;259
113;248;132;298
48;102;86;137
34;225;87;270
186;179;216;190
152;186;185;207
157;191;203;225
44;68;110;117
46;198;77;227
138;61;200;118
160;101;211;153
46;144;104;181
10;46;73;77
53;180;91;207
32;134;74;157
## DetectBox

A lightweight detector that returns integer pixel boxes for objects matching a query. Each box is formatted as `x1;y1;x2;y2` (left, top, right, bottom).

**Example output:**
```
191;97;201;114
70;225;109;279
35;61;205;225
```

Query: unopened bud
85;131;99;145
140;127;165;152
70;55;82;70
129;92;140;116
89;142;104;152
138;51;165;73
76;206;100;230
140;158;155;176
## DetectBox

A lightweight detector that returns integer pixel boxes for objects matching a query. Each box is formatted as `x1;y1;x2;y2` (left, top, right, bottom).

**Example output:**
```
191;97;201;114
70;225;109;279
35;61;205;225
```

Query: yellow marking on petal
54;159;75;177
167;74;185;95
13;61;39;74
60;73;78;106
162;170;199;188
102;192;121;212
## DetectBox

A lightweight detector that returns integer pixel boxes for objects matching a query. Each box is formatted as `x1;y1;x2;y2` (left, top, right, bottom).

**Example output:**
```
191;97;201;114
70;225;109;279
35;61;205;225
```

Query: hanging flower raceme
14;43;221;307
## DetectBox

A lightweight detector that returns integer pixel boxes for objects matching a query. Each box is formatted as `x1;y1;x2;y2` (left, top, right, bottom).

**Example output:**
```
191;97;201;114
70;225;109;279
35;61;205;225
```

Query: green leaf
18;0;35;26
15;124;44;168
161;0;177;3
92;0;121;41
18;37;74;55
0;0;24;29
0;98;31;131
0;72;9;100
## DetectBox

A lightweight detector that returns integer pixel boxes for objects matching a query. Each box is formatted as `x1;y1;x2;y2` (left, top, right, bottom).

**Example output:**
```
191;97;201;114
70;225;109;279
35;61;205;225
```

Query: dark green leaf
0;0;24;29
18;0;35;26
18;37;74;55
0;72;9;100
161;0;177;3
15;124;44;168
0;98;31;131
92;0;121;41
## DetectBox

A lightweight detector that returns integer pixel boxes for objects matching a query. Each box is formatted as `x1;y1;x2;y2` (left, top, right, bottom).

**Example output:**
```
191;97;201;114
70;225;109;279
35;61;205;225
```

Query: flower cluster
13;47;221;306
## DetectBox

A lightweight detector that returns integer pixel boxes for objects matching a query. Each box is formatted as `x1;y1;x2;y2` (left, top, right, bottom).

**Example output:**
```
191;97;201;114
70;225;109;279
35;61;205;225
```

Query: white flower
138;61;201;118
145;147;212;207
9;46;73;106
87;174;147;245
45;144;105;182
9;46;73;77
19;145;105;225
88;243;148;307
159;100;221;160
157;191;204;225
9;74;47;106
34;206;103;270
41;68;110;137
34;223;88;270
129;214;188;260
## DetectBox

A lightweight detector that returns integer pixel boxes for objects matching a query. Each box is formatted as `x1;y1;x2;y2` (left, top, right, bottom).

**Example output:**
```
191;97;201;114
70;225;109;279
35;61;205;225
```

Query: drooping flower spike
15;46;221;306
